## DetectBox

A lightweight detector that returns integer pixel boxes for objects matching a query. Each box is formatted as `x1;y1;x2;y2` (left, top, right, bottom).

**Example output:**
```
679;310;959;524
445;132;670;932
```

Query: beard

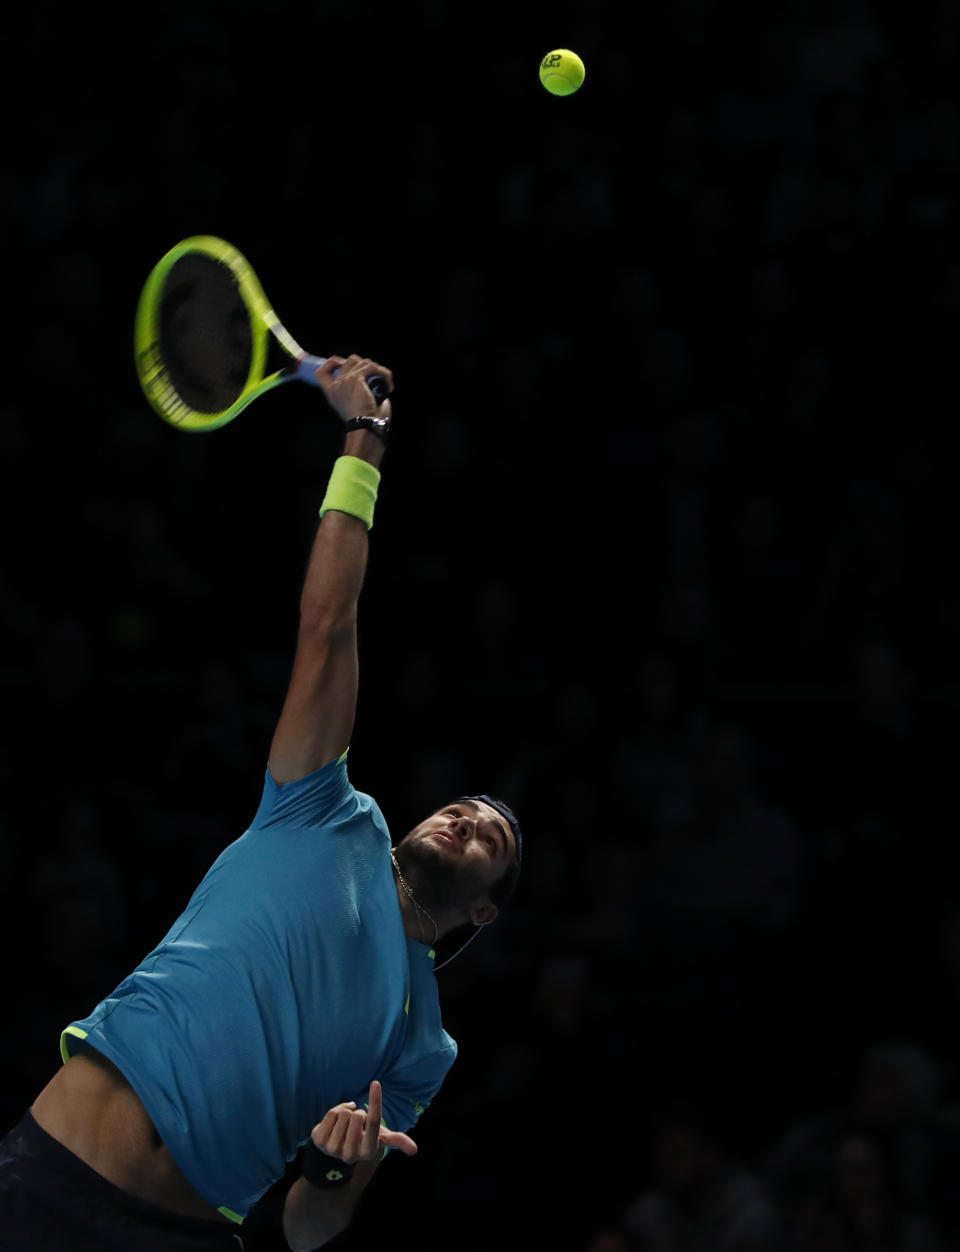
393;835;487;916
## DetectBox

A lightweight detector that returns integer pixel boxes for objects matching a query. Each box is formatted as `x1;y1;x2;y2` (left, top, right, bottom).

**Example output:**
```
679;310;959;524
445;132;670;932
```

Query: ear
468;898;499;928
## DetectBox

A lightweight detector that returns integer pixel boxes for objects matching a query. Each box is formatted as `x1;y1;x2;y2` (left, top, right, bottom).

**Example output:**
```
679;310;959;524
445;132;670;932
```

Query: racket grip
297;356;390;404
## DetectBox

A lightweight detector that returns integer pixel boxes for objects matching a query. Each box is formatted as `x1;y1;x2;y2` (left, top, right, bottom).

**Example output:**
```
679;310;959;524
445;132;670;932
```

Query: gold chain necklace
391;850;439;947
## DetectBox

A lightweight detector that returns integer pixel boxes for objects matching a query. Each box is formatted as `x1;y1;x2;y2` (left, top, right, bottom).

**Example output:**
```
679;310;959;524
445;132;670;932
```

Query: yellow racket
134;235;388;433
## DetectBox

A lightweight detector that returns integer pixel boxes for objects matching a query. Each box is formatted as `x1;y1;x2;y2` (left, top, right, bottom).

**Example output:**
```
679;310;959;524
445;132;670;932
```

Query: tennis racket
133;235;389;433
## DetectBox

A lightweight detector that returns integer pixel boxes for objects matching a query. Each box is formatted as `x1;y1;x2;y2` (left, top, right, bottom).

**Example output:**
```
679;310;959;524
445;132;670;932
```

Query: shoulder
251;755;389;838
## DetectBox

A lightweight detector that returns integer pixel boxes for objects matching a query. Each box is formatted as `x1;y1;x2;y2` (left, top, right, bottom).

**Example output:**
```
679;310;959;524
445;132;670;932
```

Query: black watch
344;415;390;443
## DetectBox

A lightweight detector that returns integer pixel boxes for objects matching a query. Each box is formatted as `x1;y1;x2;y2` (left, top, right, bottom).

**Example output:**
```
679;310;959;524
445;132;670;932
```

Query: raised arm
268;355;392;784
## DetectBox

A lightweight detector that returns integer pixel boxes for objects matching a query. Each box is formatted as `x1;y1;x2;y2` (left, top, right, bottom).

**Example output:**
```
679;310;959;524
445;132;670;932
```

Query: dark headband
459;794;523;871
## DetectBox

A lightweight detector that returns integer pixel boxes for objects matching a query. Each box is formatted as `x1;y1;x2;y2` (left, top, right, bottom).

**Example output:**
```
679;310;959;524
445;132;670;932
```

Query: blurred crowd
2;0;960;1249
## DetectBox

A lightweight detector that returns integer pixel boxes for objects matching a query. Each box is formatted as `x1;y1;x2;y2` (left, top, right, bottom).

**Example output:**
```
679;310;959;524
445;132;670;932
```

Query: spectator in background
706;488;804;686
582;1228;638;1252
627;718;807;1079
619;1101;784;1252
611;649;702;850
2;802;131;1134
766;1044;960;1243
786;1125;944;1252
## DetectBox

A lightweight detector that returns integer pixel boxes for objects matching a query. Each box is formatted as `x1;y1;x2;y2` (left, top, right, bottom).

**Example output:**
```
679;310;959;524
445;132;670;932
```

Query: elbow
287;1233;325;1252
282;1207;322;1252
285;1231;321;1252
298;602;357;641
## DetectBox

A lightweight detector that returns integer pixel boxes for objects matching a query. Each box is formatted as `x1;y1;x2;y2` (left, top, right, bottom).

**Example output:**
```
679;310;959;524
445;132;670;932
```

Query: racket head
134;236;283;432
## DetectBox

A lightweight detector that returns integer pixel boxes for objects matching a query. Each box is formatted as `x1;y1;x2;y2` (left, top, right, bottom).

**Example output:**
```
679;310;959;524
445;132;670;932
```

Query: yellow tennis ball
539;49;586;96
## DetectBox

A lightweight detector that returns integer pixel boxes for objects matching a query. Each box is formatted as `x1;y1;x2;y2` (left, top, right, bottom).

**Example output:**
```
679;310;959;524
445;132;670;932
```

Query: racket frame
134;235;329;433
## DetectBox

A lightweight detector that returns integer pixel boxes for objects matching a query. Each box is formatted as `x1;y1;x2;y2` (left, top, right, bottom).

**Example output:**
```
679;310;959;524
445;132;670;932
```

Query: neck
391;851;440;948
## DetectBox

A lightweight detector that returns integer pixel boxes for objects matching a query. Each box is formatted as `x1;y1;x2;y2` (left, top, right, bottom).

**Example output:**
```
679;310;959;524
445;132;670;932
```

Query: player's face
398;799;516;909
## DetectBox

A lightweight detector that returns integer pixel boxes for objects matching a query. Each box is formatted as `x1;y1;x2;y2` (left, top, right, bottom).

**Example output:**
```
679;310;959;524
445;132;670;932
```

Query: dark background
2;0;960;1248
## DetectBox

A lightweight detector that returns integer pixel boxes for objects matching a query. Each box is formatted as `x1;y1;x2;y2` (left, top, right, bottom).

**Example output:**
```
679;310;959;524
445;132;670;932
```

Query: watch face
348;417;389;438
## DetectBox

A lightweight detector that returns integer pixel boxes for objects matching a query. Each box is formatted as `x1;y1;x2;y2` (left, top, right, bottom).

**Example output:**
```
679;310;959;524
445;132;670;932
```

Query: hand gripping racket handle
296;355;390;404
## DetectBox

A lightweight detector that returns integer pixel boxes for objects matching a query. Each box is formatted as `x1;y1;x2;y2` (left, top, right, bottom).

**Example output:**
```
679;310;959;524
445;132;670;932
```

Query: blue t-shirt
62;758;457;1219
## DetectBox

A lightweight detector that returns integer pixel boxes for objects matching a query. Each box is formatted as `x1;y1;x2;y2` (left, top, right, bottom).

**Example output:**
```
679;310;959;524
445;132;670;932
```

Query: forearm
282;1161;378;1252
268;427;388;781
299;429;386;631
342;427;387;471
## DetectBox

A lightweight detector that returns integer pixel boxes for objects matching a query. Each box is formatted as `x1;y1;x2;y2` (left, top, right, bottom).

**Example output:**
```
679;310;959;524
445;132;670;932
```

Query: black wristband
344;415;390;443
302;1139;356;1188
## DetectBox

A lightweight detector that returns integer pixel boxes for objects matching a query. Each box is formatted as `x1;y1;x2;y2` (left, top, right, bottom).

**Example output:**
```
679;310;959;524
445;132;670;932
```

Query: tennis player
0;355;522;1252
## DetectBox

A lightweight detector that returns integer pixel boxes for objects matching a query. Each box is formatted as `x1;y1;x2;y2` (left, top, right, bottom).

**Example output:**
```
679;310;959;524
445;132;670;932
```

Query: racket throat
267;314;306;360
294;353;328;386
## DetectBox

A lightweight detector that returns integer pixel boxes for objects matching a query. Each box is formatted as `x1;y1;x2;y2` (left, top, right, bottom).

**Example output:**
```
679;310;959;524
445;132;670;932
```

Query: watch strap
344;415;390;442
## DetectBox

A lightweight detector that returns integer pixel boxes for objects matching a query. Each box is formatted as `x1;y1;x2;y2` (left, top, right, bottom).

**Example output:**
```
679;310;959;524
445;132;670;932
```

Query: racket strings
159;254;253;414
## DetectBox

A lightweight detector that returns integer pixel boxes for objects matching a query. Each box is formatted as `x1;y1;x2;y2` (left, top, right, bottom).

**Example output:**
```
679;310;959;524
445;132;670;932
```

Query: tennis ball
539;49;586;96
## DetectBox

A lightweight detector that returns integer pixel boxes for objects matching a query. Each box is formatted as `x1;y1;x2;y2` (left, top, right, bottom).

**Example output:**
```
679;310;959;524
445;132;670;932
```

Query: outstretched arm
283;1080;417;1252
268;355;392;784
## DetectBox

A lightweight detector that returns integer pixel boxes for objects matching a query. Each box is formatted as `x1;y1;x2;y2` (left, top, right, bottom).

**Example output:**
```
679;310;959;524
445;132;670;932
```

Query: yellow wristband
319;456;381;531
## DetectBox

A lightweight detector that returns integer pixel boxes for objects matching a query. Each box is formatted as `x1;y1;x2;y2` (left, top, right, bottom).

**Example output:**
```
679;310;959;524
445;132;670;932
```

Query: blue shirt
62;758;457;1219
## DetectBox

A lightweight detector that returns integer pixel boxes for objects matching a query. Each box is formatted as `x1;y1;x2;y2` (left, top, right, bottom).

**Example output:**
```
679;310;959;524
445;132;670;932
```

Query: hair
477;794;522;911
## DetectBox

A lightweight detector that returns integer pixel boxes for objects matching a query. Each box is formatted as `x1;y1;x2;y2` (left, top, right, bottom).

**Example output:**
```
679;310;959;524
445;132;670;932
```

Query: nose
449;814;476;842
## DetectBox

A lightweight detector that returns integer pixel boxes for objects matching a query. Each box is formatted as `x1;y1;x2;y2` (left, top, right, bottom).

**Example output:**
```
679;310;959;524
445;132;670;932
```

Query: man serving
0;355;522;1252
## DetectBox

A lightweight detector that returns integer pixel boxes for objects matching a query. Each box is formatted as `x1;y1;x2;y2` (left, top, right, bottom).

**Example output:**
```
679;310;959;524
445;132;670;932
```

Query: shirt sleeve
249;755;354;831
356;1036;459;1136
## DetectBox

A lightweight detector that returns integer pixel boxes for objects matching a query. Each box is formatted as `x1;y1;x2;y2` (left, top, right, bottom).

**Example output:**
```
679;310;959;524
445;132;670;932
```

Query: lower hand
310;1080;418;1162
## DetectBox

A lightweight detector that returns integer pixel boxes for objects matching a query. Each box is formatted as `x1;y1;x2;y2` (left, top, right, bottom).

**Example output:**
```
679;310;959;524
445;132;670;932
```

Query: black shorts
0;1111;245;1252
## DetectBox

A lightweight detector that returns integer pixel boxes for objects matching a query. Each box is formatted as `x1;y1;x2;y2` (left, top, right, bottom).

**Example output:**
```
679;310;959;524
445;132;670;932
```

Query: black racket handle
297;356;389;403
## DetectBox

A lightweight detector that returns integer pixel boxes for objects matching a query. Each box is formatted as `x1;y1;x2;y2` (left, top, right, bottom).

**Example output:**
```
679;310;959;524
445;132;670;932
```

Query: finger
324;1110;354;1159
311;1103;351;1148
319;1111;346;1157
313;1102;356;1131
341;356;393;398
367;1080;383;1125
314;355;347;382
364;361;394;394
380;1127;418;1156
356;372;393;416
361;1081;383;1157
342;1108;371;1162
